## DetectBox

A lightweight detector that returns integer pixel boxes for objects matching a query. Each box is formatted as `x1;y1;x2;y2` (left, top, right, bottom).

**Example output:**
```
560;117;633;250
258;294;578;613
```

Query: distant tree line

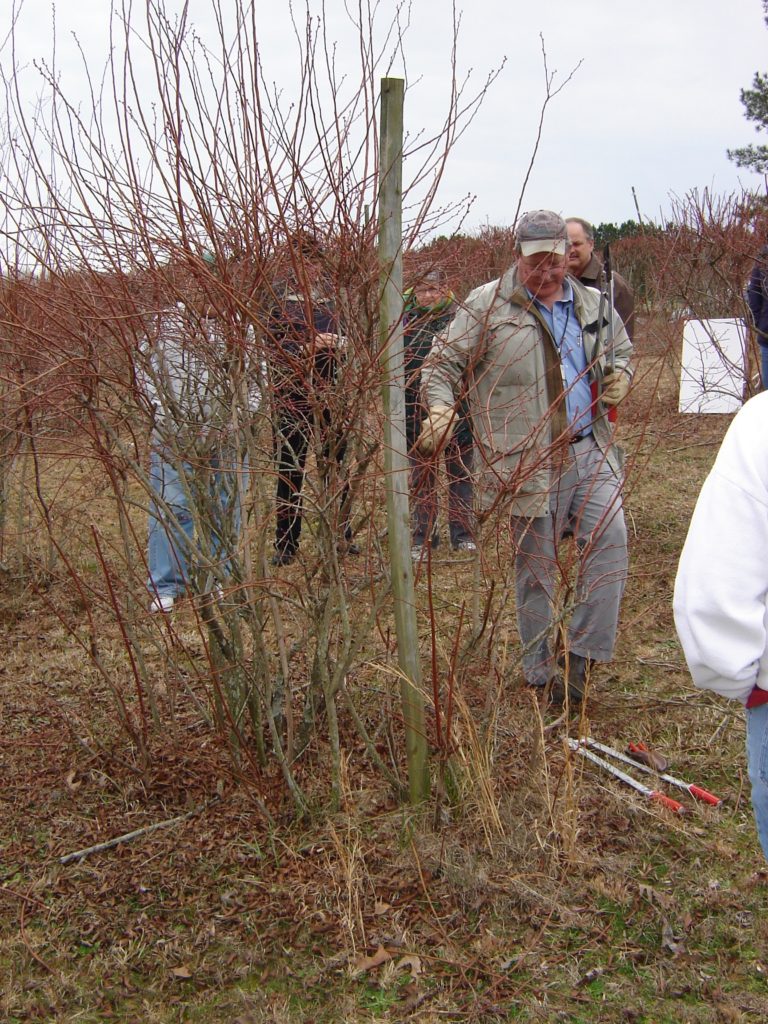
415;190;766;317
592;220;644;249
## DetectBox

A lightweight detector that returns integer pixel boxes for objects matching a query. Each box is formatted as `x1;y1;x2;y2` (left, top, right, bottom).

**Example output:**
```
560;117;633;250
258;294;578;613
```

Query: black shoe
554;653;589;706
526;658;587;708
525;676;570;708
411;533;439;557
546;674;567;706
338;541;361;556
271;547;296;567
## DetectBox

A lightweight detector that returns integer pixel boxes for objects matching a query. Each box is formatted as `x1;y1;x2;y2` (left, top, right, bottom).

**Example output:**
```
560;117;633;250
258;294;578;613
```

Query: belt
570;429;594;444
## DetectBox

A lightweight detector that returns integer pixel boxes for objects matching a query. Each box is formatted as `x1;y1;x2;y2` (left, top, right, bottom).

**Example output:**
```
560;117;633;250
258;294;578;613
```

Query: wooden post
377;77;429;803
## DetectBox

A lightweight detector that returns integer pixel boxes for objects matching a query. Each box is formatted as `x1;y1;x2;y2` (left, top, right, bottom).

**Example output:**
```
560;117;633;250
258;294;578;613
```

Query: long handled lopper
567;738;686;814
593;245;619;424
604;244;616;375
584;737;722;806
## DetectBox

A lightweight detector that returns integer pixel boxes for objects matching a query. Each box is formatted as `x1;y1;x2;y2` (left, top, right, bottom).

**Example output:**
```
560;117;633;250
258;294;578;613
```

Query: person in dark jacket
566;218;635;344
747;245;768;389
266;248;357;566
405;270;475;557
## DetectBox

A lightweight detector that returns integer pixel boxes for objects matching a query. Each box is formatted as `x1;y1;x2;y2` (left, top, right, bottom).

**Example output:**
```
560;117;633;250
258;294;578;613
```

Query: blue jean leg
761;347;768;391
747;703;768;861
147;448;195;598
206;459;243;579
148;446;245;596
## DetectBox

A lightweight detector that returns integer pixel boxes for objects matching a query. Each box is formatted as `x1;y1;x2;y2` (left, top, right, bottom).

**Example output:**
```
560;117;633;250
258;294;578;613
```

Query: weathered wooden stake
377;77;429;803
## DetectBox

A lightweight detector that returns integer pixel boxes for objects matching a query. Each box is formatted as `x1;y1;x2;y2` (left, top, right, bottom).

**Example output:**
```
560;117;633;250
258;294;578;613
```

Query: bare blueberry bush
0;0;508;814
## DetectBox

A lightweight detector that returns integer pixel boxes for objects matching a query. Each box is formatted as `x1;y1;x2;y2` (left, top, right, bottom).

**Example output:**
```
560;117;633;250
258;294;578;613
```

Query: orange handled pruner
568;739;685;814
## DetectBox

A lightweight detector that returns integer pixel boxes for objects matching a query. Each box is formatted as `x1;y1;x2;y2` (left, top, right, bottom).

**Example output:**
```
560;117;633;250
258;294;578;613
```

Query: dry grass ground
1;320;766;1023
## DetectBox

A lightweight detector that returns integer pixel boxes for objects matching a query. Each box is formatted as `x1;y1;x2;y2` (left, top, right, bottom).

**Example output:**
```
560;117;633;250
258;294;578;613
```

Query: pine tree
728;1;768;172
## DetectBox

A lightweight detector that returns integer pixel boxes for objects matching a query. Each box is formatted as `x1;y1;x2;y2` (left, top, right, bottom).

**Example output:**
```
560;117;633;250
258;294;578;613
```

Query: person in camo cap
419;210;633;708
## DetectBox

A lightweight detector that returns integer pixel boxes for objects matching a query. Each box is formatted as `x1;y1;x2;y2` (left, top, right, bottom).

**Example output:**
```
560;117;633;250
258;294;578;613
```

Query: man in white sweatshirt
673;391;768;859
139;257;262;612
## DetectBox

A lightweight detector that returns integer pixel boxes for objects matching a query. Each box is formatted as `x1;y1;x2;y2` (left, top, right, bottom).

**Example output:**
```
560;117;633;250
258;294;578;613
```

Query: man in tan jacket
419;210;633;707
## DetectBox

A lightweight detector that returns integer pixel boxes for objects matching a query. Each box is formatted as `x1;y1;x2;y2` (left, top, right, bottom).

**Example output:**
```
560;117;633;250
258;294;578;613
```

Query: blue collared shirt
529;280;593;437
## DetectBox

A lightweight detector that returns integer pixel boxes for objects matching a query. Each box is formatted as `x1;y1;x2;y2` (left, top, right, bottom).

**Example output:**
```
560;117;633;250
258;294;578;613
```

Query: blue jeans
747;703;768;861
761;347;768;391
147;444;243;599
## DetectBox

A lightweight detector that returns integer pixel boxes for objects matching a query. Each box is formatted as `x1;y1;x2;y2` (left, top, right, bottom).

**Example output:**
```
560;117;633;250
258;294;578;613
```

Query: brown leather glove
601;369;630;407
416;403;455;455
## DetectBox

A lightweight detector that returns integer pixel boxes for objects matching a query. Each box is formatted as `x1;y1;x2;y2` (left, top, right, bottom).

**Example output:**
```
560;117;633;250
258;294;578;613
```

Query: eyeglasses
518;254;566;273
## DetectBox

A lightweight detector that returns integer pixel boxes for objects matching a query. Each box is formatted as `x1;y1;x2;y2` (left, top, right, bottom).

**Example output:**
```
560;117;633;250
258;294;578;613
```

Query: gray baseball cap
423;269;445;285
515;210;568;257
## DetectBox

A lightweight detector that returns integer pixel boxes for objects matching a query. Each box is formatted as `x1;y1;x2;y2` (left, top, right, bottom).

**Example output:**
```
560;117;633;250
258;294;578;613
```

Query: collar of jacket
499;268;599;342
404;289;456;318
577;253;603;288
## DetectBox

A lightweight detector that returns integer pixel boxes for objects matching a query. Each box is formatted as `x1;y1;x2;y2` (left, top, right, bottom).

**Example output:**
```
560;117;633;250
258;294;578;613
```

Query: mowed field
1;316;766;1024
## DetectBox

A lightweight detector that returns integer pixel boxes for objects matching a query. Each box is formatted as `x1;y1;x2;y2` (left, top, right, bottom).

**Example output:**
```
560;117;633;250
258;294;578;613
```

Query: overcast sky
4;0;768;235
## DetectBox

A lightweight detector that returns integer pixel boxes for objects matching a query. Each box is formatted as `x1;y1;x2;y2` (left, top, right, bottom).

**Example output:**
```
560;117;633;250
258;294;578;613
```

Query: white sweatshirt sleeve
673;393;768;704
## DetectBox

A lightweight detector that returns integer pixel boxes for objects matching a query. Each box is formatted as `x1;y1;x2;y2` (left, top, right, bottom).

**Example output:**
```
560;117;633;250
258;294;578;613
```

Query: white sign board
679;318;747;414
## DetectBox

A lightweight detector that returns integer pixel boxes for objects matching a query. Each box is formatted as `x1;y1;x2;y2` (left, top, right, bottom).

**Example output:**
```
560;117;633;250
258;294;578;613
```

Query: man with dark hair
404;270;475;557
566;217;635;343
420;210;633;707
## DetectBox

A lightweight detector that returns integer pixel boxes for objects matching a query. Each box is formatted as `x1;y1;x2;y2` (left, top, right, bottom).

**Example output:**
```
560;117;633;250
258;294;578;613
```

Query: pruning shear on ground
586;738;722;806
567;737;722;814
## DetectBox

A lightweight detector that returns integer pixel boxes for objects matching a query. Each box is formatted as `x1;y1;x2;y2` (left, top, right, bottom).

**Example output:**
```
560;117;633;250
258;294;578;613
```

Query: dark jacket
576;253;635;344
403;292;472;449
267;286;339;414
747;251;768;346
